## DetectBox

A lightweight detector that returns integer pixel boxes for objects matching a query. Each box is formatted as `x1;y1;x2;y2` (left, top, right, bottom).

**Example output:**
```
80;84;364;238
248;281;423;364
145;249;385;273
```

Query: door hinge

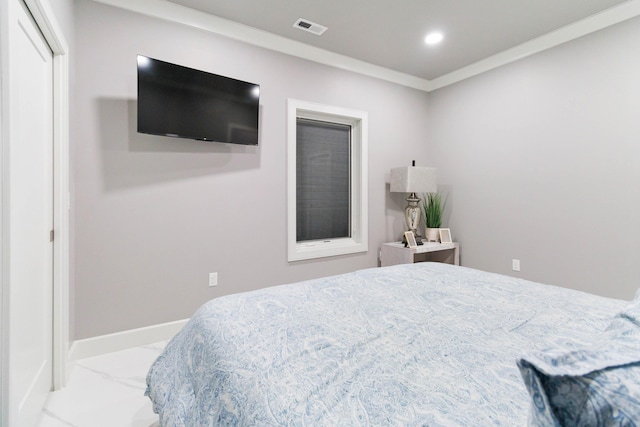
50;229;54;242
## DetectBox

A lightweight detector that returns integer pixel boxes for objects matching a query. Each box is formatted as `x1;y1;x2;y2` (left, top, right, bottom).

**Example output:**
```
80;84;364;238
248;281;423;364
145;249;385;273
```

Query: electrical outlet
512;259;521;272
209;272;218;287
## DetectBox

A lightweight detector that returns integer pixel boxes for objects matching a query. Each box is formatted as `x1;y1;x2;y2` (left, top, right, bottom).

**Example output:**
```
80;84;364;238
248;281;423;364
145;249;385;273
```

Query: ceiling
165;0;629;81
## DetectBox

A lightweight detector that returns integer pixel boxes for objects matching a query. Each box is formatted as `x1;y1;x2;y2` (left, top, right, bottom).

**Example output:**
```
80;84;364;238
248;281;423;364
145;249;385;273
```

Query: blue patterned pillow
518;290;640;426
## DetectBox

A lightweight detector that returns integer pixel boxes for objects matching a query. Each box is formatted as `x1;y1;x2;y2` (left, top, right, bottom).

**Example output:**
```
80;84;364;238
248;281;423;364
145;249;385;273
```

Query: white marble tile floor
36;341;167;427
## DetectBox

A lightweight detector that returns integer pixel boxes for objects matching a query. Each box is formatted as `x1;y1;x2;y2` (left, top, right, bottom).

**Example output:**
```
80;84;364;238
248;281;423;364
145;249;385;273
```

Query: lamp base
404;192;422;239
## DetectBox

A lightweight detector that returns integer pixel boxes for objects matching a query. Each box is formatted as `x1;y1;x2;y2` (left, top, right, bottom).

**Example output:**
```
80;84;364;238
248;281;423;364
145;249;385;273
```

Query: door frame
0;0;69;423
26;0;71;391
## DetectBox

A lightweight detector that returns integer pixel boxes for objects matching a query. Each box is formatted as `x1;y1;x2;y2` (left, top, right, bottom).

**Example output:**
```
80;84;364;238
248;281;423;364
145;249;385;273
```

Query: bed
145;262;640;426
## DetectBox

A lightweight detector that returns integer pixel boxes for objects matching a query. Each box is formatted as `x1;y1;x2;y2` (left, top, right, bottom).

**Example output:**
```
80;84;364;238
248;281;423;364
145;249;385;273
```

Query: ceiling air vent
293;18;328;36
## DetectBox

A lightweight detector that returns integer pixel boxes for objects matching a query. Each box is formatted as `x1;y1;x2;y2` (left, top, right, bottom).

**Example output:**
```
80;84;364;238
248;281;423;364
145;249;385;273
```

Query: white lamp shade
390;166;437;193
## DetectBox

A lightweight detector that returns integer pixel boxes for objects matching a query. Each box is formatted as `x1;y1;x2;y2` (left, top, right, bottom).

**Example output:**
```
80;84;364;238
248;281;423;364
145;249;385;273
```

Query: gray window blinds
296;118;351;242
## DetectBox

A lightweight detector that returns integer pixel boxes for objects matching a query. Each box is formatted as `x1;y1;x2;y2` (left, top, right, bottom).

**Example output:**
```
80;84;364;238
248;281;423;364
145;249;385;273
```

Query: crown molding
430;0;640;90
92;0;640;92
91;0;432;92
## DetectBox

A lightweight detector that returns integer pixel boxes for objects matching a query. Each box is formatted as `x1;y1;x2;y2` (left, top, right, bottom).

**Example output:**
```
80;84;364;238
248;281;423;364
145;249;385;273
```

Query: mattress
145;262;633;426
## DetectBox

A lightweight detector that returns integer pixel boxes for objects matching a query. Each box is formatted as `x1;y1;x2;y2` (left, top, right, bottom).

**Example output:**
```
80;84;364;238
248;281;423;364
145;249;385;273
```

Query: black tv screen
137;55;260;145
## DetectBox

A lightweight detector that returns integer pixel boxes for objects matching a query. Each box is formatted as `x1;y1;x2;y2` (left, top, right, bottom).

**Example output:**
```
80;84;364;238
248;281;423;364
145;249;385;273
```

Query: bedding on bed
145;262;628;426
518;289;640;426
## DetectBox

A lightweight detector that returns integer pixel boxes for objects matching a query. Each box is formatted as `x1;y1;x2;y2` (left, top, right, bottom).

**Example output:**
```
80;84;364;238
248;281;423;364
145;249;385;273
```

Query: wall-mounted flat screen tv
137;55;260;145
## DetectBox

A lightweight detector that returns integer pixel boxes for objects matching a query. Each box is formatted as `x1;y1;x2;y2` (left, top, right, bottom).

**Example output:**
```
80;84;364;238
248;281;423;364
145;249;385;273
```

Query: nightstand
380;241;460;267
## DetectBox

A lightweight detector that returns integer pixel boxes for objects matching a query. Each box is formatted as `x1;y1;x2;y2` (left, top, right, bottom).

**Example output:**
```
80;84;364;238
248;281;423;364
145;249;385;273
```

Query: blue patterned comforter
145;263;626;426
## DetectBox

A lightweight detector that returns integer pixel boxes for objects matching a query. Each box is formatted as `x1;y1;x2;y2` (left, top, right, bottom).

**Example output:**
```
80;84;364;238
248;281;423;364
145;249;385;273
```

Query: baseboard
68;318;189;362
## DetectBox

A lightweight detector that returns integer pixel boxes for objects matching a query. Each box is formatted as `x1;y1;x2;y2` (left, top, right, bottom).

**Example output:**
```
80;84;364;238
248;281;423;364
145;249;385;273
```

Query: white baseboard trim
68;318;189;362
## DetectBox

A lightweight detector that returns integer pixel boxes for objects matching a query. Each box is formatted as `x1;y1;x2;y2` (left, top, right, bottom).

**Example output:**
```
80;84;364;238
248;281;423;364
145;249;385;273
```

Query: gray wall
48;0;74;38
72;1;429;339
428;16;640;300
73;2;640;340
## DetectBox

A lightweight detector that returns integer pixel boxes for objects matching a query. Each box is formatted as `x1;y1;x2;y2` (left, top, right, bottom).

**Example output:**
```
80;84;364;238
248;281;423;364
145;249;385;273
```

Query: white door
6;0;54;425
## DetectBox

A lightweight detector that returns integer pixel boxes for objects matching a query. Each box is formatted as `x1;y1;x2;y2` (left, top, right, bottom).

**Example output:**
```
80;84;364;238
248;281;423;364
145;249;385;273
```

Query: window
287;99;368;261
296;119;351;242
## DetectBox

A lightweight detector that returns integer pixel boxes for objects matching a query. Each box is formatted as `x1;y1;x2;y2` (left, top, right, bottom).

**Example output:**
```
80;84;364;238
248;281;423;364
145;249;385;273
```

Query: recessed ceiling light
424;32;444;45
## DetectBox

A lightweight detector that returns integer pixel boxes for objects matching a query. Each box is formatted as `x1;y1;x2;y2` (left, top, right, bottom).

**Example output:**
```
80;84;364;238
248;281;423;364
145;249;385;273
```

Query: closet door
5;0;55;424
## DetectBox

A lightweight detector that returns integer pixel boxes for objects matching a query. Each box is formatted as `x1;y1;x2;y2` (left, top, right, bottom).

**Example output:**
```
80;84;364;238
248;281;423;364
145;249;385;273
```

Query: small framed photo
439;228;452;244
404;231;418;248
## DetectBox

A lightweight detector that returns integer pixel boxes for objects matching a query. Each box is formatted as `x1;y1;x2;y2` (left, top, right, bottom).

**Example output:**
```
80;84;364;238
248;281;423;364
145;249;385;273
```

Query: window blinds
296;118;351;242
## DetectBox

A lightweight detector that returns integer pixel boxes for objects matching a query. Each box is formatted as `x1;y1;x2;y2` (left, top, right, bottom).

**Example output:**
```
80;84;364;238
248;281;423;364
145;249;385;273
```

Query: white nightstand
380;241;460;267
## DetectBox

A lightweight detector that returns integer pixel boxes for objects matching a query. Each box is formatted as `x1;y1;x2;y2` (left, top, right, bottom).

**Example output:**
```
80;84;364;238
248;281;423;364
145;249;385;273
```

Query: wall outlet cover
209;272;218;287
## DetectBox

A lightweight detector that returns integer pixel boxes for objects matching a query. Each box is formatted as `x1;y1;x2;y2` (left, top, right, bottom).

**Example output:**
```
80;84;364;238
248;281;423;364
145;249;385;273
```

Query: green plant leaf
422;192;445;228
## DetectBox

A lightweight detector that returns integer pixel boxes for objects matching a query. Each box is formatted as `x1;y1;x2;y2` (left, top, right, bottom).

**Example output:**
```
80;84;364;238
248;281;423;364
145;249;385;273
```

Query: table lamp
390;161;437;239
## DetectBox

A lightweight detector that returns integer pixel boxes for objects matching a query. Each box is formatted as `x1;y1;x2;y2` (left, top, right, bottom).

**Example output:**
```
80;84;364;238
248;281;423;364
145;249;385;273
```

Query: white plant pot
425;227;440;242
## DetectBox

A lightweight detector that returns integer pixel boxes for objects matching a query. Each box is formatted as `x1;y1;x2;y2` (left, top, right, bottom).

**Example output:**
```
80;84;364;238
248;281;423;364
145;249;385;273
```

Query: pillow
518;290;640;426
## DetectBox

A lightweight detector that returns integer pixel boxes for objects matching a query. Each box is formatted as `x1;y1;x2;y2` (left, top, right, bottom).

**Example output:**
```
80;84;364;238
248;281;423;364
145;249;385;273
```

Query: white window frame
287;99;368;261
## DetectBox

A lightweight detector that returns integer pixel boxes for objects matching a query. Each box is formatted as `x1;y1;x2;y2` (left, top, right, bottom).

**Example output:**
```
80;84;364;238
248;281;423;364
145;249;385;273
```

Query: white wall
72;0;429;339
428;16;640;300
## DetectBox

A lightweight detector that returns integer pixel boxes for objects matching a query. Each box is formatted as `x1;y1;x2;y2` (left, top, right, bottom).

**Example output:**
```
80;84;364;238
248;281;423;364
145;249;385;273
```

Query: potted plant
422;192;444;242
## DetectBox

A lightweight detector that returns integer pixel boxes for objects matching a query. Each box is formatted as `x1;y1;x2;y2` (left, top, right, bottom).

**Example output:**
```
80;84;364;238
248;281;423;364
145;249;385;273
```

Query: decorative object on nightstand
423;192;444;242
439;228;452;244
404;231;418;248
390;161;437;240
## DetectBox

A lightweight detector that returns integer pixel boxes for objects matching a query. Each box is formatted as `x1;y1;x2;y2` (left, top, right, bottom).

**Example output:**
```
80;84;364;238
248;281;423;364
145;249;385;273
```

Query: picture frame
404;231;418;248
439;228;452;244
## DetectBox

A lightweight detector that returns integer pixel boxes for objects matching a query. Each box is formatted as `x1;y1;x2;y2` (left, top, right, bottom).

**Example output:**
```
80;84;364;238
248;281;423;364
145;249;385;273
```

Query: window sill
288;238;368;262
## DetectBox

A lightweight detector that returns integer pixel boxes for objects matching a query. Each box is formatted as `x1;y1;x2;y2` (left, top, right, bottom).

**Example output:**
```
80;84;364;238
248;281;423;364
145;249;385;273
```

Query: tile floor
36;341;167;427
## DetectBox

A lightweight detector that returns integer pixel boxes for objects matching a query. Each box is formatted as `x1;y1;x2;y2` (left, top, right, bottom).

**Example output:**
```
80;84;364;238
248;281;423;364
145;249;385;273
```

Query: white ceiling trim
430;0;640;90
93;0;640;93
92;0;431;91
